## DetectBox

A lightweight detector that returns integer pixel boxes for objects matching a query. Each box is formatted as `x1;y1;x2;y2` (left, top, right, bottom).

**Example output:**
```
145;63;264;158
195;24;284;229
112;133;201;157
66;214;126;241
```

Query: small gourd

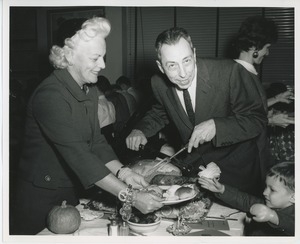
47;200;81;234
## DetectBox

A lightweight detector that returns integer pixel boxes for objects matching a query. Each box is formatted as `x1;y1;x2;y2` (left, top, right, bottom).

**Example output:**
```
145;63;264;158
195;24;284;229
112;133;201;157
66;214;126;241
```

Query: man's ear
193;48;197;60
290;193;295;204
156;60;164;74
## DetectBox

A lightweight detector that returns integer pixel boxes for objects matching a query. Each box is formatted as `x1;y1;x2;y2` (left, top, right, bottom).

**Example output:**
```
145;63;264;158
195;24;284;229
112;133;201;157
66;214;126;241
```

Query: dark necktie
183;89;195;126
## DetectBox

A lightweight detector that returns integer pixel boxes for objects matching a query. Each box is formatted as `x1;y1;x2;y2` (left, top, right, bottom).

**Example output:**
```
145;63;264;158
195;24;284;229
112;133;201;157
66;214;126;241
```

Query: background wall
10;6;124;87
9;6;294;92
100;7;124;83
125;7;294;88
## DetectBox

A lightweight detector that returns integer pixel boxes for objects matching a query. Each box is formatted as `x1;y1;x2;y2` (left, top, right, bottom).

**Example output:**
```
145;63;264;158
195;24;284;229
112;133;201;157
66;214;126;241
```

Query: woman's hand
118;167;149;189
134;191;164;214
125;172;149;189
274;91;294;104
250;203;279;225
267;90;294;107
268;110;294;128
198;177;225;194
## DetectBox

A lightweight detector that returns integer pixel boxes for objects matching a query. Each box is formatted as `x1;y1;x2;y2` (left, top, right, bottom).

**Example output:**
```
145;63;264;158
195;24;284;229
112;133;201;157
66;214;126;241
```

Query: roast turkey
150;174;197;185
129;158;182;183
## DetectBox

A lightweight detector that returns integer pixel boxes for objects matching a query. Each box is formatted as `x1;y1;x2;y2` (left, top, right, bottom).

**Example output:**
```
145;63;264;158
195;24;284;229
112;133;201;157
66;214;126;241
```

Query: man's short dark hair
155;27;194;60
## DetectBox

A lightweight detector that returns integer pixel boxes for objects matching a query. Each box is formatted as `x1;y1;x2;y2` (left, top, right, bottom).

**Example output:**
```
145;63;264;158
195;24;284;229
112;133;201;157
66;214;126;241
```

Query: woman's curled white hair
49;17;111;69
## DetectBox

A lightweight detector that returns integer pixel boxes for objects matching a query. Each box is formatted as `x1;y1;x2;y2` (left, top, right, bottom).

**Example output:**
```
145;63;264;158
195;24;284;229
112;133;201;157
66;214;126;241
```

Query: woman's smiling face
69;36;107;87
157;38;196;90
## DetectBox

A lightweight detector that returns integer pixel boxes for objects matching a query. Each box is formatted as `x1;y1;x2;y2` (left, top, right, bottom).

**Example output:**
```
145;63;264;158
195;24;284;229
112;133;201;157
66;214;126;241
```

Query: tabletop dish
158;184;197;205
80;209;104;221
127;217;161;234
161;193;197;205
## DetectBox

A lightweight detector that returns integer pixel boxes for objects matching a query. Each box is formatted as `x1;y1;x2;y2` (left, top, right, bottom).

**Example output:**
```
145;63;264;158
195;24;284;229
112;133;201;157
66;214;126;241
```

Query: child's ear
289;193;295;204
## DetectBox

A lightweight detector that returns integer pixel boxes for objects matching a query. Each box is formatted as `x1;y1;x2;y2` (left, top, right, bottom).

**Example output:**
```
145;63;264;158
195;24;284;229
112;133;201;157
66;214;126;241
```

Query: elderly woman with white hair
11;17;163;235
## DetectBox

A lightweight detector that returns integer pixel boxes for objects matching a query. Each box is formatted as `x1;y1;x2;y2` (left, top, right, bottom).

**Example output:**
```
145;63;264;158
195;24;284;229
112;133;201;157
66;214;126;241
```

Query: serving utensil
206;210;240;221
145;144;189;176
205;216;238;221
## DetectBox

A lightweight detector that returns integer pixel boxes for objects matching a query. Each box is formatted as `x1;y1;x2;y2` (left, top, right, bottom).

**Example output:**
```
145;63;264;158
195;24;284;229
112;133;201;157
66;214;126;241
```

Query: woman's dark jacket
18;69;117;189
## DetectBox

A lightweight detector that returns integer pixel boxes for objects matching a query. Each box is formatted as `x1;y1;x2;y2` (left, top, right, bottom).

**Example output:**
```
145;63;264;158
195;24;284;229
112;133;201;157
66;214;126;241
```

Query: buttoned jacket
18;69;116;189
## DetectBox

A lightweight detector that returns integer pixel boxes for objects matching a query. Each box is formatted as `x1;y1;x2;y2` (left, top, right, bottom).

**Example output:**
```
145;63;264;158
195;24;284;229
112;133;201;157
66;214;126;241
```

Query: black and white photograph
2;0;299;243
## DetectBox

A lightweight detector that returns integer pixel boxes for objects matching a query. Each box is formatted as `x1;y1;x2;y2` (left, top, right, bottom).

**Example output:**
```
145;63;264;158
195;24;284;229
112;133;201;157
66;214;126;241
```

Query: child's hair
267;162;294;192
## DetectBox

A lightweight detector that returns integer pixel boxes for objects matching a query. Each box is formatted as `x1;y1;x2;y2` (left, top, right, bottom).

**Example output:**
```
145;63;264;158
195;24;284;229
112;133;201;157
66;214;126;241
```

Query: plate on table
161;193;197;205
80;209;104;221
159;185;197;205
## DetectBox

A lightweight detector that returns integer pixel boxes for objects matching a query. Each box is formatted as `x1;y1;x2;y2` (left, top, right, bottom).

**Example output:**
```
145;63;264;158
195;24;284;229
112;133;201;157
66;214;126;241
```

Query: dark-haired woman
232;15;280;185
233;15;293;127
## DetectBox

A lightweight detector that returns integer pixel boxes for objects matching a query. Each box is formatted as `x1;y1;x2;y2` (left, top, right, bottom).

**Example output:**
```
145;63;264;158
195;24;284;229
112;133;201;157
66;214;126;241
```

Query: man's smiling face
157;37;196;90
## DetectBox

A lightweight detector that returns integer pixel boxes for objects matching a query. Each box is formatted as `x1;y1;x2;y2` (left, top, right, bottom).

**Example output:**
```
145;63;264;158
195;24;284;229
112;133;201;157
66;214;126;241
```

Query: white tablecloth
38;201;245;236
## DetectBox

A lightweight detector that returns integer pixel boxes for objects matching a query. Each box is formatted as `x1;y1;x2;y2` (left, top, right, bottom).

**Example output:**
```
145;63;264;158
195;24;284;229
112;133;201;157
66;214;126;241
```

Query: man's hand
188;119;216;153
250;203;279;225
126;129;148;151
198;177;225;194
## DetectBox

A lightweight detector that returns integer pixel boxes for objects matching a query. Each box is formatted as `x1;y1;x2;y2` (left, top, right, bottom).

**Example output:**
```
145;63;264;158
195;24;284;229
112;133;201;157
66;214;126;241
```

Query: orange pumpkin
47;200;81;234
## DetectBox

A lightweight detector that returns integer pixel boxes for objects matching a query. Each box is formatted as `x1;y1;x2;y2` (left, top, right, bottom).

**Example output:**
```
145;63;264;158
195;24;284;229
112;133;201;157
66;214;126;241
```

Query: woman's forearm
105;159;123;175
94;173;127;197
267;96;278;107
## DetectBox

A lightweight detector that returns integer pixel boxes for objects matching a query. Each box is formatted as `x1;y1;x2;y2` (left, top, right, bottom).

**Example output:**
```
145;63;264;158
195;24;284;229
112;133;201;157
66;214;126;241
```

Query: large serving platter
159;185;197;205
161;193;197;205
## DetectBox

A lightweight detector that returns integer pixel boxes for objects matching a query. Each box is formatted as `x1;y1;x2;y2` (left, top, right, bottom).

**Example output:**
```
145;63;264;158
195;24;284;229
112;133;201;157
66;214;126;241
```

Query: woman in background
231;16;281;184
233;15;294;127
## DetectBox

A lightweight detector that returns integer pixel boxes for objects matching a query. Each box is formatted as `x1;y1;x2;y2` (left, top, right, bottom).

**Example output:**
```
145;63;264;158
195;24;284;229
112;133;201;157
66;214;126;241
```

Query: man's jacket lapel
195;59;215;124
166;87;194;129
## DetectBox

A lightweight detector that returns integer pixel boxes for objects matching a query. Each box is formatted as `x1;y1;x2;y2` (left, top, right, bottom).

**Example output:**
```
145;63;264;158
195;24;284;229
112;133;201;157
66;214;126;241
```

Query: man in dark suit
126;27;271;195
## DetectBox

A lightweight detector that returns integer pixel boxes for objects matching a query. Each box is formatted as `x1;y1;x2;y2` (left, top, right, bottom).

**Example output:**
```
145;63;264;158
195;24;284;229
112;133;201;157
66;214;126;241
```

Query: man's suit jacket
135;58;270;194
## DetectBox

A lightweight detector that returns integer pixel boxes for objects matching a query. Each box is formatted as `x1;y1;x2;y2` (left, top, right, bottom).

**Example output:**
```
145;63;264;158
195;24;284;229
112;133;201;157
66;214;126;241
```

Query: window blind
176;7;217;58
217;7;262;58
126;7;174;85
262;8;294;86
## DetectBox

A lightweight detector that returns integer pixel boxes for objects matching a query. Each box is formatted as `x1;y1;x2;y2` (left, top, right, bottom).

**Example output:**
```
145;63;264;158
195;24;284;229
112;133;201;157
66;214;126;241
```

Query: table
38;201;246;236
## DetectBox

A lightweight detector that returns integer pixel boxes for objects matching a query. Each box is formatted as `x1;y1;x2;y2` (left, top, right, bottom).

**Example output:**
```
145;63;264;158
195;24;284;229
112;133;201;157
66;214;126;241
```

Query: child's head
263;162;294;209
